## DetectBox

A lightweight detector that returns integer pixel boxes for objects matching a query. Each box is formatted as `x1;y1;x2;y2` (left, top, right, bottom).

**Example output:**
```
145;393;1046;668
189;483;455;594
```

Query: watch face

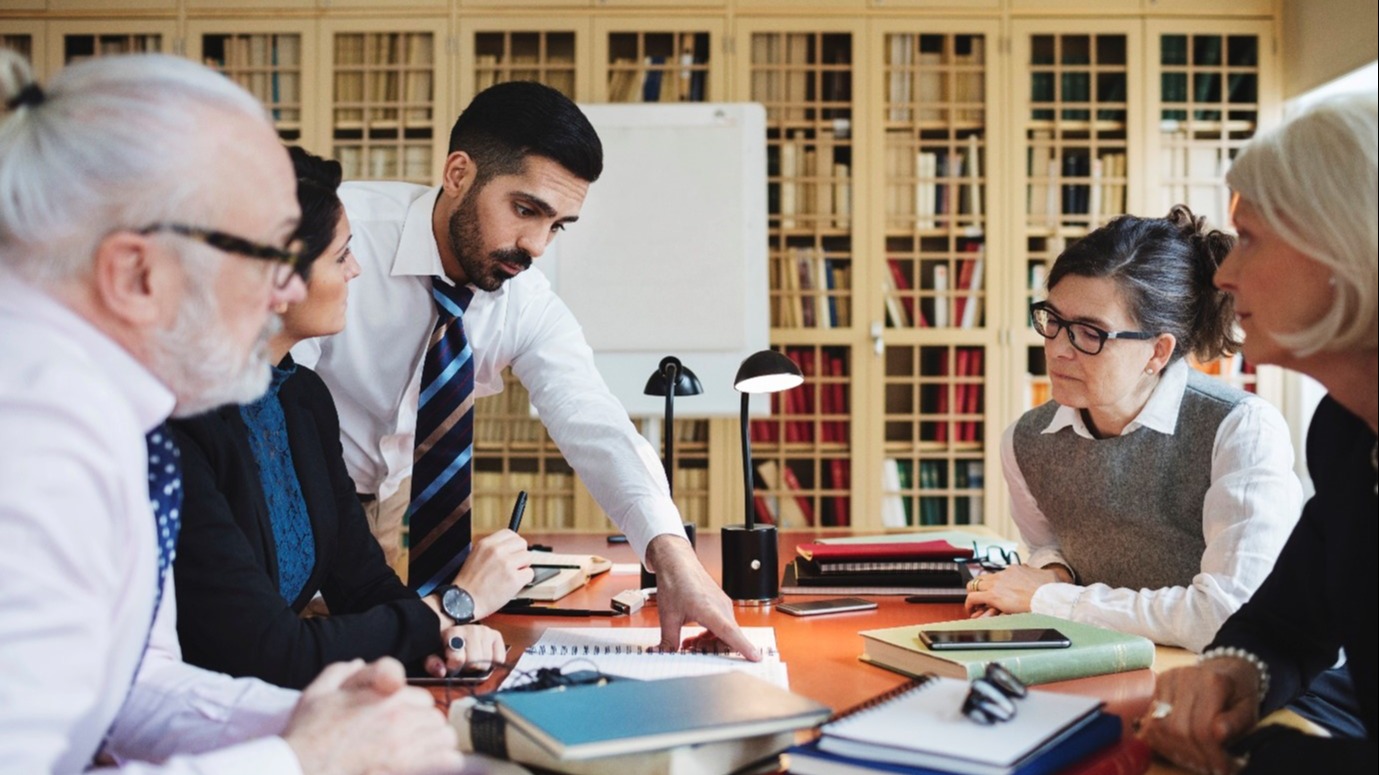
442;586;475;623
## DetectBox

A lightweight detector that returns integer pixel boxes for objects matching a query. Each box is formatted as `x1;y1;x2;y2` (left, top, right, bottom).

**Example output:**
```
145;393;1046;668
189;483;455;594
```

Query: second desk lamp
723;349;803;605
641;356;703;589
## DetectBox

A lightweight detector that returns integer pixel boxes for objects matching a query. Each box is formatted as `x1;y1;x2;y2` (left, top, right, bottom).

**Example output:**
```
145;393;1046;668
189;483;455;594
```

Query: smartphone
407;663;496;685
917;627;1072;650
778;597;879;617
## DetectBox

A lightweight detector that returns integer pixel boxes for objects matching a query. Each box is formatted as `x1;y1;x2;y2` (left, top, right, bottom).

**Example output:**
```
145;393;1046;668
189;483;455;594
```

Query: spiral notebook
815;675;1106;775
499;627;788;690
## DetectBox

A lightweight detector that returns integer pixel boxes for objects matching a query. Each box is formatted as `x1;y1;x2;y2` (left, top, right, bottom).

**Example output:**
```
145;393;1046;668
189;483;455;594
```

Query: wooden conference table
457;531;1190;774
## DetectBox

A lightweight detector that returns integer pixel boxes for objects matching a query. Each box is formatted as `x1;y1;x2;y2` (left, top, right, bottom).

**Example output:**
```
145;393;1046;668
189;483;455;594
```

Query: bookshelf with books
594;22;721;104
45;19;174;75
461;21;581;104
188;21;316;145
323;19;445;184
1;25;42;79
735;19;859;534
472;370;578;533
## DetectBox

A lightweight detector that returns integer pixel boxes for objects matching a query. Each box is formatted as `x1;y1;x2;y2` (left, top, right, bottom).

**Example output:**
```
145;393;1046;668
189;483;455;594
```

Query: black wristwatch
435;584;476;625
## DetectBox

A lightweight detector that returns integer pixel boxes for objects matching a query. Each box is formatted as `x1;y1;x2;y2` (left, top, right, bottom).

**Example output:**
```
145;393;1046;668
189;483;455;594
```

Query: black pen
500;605;619;617
508;490;528;532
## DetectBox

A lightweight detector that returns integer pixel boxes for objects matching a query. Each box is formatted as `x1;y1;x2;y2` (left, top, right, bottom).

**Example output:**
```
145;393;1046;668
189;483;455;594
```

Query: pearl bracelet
1200;646;1270;703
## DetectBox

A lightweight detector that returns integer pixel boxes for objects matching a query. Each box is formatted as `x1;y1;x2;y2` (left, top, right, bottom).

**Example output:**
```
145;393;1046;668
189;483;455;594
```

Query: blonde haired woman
1139;92;1377;774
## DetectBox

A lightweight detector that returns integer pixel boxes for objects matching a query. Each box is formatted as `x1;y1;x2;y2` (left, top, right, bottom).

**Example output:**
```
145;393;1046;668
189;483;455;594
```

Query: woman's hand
424;624;507;678
1137;660;1261;775
962;564;1065;617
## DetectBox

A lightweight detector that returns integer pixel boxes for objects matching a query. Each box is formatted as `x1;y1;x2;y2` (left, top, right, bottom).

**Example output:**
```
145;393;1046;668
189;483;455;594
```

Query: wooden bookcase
0;1;1285;540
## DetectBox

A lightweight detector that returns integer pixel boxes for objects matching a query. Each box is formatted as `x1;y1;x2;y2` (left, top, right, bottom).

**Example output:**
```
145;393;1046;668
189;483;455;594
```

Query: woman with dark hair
169;146;508;688
1140;92;1377;774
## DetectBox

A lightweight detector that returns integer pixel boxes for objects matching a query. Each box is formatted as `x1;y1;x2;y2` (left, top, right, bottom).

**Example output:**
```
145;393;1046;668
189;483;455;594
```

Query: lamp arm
740;391;754;530
663;361;677;495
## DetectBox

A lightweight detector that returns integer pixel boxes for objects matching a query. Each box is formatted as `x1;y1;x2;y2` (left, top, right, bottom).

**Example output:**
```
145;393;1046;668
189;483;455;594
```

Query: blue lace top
240;362;316;604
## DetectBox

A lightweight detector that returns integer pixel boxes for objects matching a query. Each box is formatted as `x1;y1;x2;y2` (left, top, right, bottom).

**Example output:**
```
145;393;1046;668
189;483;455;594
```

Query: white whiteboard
536;103;768;417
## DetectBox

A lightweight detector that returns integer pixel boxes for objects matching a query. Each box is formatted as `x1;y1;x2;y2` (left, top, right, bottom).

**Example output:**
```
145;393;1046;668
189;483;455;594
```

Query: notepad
817;675;1105;775
499;627;788;690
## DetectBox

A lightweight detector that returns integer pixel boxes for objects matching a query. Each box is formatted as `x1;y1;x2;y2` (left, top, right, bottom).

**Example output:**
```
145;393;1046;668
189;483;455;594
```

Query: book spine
965;639;1157;684
1061;737;1152;775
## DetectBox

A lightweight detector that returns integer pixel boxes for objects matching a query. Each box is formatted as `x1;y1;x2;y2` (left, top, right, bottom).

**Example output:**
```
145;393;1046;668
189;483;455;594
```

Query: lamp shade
643;356;705;397
733;350;803;394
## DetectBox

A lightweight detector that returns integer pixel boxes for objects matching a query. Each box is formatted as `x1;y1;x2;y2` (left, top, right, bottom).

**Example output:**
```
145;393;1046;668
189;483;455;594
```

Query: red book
778;464;816;527
796;539;973;563
886;259;923;326
752;495;775;526
952;257;975;326
828;458;851;527
964;348;984;441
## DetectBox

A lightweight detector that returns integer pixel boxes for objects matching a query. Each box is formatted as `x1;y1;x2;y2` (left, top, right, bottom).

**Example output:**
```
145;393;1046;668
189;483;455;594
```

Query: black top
170;358;443;689
1210;395;1378;771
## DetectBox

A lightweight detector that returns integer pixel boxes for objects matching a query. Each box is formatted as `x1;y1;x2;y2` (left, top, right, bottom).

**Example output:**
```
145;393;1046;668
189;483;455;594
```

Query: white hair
0;49;269;285
1227;91;1379;354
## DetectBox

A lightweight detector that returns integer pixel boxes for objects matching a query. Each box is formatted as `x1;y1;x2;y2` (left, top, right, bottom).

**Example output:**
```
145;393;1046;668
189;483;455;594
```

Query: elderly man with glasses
0;51;462;774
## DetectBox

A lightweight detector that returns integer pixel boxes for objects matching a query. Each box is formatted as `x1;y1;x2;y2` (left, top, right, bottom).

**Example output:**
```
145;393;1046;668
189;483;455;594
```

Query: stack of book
782;539;973;597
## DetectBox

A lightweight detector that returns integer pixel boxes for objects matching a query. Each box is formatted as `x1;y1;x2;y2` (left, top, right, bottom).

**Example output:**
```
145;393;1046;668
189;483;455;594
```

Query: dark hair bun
288;145;342;191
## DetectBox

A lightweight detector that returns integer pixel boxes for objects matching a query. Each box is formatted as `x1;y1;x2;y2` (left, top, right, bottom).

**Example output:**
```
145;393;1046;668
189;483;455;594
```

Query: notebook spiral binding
826;673;937;724
526;644;782;657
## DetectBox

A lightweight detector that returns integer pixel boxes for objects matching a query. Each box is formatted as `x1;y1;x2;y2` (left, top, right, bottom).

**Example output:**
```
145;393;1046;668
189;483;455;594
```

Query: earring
1144;367;1155;376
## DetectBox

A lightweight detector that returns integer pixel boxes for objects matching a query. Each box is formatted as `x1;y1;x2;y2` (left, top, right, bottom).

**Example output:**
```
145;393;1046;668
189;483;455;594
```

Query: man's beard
447;185;532;292
149;268;278;418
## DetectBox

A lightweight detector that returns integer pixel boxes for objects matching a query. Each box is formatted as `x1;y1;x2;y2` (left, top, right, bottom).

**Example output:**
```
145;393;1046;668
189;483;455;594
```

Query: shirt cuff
615;496;686;567
1029;582;1081;620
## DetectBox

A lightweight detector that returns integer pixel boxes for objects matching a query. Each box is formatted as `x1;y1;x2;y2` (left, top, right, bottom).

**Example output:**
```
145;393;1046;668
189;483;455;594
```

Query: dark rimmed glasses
964;542;1022;572
1029;301;1154;356
962;662;1029;724
138;223;305;289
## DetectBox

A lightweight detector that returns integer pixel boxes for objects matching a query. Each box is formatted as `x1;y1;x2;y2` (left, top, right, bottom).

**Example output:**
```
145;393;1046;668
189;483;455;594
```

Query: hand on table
644;534;762;661
1137;660;1261;775
283;657;462;775
450;529;532;619
962;564;1067;617
424;623;508;678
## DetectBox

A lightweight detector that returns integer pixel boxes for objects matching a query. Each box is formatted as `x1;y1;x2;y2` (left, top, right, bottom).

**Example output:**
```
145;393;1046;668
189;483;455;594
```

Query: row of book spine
472;471;572;531
752;457;851;528
205;34;301;125
606;38;707;103
881;459;985;527
883;246;984;329
332;32;433;126
886;34;986;123
777;129;851;230
749;347;847;446
775;248;850;330
1027;138;1128;228
884;132;984;227
921;347;984;445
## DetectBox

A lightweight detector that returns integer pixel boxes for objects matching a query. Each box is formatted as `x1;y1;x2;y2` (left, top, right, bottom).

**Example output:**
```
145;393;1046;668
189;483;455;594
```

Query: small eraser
611;589;645;614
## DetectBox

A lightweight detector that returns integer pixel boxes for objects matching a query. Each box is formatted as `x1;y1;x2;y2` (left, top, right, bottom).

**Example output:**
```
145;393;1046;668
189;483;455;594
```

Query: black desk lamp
641;356;704;588
723;349;803;605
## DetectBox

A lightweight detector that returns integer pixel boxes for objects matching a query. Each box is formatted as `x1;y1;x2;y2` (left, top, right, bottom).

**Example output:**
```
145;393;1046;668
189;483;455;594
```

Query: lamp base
720;524;779;605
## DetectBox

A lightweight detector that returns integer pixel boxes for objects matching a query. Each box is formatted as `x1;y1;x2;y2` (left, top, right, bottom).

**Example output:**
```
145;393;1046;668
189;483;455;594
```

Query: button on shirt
0;269;299;773
292;182;682;558
1001;358;1303;652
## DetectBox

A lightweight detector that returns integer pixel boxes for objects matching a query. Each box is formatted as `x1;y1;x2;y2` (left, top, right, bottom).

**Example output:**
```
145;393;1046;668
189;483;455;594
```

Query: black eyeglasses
966;542;1022;572
138;223;305;289
1029;301;1154;356
962;662;1029;724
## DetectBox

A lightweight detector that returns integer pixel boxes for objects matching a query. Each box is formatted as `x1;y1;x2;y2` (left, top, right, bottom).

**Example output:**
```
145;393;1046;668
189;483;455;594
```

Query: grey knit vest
1011;368;1249;591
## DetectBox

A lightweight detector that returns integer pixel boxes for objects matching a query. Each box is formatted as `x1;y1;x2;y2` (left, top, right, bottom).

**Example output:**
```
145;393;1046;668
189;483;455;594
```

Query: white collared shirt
1001;358;1304;652
292;182;682;559
0;269;300;774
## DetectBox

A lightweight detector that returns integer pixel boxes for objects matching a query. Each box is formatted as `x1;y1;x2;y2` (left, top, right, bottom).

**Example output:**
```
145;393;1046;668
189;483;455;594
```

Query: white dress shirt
0;269;300;774
293;182;683;559
1001;359;1303;652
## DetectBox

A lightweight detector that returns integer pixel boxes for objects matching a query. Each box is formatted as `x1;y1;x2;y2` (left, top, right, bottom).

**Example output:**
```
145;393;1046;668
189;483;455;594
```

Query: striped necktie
408;277;476;595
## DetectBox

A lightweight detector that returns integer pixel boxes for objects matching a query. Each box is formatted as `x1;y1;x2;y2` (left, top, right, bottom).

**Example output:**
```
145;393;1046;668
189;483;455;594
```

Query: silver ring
1149;700;1173;719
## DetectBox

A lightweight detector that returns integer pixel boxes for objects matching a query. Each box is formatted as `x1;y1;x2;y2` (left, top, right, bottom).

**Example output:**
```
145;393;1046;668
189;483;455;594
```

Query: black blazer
171;358;442;689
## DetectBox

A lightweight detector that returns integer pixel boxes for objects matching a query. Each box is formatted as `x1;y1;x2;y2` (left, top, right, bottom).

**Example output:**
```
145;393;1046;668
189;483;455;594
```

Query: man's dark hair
446;81;602;186
287;145;344;278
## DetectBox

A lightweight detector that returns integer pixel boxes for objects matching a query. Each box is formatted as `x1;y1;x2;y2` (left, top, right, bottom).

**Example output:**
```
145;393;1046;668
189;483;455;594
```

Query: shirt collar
390;186;447;279
0;267;175;434
1042;358;1190;439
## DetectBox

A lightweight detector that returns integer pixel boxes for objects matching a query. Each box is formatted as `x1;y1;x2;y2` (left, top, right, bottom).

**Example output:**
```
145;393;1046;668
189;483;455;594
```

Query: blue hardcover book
642;56;665;102
787;710;1122;775
494;671;830;761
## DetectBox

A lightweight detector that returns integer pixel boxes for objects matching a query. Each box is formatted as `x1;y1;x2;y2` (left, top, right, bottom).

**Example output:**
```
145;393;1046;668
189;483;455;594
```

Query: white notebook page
499;627;788;690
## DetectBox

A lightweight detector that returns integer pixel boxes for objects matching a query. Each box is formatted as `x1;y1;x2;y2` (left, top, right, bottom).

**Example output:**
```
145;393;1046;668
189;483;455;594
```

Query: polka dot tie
144;423;183;614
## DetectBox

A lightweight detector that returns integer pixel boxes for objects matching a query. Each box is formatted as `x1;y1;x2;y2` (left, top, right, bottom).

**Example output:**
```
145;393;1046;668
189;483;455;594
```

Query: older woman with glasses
1138;93;1377;774
964;205;1362;736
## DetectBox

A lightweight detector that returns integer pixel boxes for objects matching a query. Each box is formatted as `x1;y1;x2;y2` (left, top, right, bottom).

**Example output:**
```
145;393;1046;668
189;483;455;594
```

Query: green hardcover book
858;612;1155;686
